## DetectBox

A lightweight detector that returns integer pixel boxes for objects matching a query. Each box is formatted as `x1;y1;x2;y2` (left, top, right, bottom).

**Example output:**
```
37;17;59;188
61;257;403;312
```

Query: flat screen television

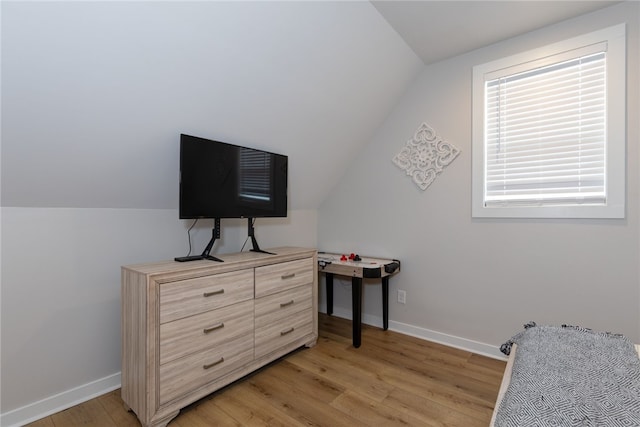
176;134;288;262
179;134;288;219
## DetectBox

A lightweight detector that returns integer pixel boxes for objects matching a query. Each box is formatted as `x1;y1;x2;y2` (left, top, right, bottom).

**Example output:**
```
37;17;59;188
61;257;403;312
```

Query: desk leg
352;277;362;348
326;273;334;316
382;276;389;331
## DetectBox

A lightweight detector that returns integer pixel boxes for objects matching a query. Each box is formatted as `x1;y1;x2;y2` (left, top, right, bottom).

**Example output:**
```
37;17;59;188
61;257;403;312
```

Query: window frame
471;24;626;219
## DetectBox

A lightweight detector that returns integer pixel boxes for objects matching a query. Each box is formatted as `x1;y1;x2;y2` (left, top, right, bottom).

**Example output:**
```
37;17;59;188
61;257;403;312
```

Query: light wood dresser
121;247;318;427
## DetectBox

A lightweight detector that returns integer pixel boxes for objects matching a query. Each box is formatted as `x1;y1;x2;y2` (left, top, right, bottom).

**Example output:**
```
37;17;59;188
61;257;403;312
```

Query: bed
490;323;640;427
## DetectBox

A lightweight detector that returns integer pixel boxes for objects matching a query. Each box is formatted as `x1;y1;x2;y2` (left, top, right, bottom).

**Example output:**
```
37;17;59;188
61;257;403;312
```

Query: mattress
490;342;640;427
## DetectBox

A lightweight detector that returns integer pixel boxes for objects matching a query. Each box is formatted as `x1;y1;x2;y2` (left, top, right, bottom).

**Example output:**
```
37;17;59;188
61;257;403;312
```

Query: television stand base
174;254;223;262
250;248;275;255
247;218;275;255
175;218;223;263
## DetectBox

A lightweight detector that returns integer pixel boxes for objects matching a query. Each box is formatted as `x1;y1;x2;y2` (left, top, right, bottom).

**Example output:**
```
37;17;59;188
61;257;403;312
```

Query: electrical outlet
397;290;406;304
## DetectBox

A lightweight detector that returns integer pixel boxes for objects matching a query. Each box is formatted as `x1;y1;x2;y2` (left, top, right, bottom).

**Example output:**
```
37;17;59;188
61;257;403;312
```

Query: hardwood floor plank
346;330;501;404
96;389;140;427
286;343;395;402
170;395;243;427
244;366;368;427
208;382;305;427
467;352;508;373
360;325;502;387
330;390;423;426
50;399;115;427
377;365;497;421
362;327;472;361
24;313;505;427
382;386;490;427
261;359;346;404
317;314;352;340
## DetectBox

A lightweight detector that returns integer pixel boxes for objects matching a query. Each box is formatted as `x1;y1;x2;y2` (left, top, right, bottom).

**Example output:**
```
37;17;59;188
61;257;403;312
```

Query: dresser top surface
122;247;317;277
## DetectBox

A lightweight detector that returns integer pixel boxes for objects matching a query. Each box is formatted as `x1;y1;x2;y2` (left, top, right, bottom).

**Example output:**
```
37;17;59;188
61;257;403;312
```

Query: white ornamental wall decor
392;122;460;191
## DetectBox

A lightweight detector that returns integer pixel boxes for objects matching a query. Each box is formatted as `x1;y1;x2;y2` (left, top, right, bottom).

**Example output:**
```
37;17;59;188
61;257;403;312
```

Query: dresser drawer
160;269;254;324
254;308;313;359
160;300;254;365
254;284;312;324
255;257;313;298
159;332;254;405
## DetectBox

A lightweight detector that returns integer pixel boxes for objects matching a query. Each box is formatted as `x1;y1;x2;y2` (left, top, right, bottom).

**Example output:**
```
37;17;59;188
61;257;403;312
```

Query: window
472;24;626;218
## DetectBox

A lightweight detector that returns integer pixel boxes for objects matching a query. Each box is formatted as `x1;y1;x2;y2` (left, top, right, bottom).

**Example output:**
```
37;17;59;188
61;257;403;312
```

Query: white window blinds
484;49;607;207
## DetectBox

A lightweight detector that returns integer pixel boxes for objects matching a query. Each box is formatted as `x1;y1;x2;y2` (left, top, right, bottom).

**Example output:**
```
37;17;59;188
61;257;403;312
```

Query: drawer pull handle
203;357;224;370
280;327;294;336
203;323;225;333
203;289;224;297
280;300;295;308
281;273;296;280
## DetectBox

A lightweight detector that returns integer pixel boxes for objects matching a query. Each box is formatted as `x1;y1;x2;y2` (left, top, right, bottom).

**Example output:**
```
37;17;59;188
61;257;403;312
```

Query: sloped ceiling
1;1;621;211
372;0;621;65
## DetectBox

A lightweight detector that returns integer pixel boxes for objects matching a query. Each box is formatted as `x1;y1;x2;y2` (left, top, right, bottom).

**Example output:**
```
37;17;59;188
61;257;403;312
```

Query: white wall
319;1;640;356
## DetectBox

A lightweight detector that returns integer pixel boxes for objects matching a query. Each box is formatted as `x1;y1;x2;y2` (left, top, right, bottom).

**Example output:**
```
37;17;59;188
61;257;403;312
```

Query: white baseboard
0;372;121;427
2;309;505;426
319;305;507;361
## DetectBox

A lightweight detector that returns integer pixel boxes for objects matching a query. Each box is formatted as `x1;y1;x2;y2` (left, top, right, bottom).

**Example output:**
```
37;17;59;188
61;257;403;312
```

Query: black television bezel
178;134;288;220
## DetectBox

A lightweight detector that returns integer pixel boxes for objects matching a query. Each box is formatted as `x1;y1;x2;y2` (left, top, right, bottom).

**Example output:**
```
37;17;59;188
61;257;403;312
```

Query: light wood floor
26;313;506;427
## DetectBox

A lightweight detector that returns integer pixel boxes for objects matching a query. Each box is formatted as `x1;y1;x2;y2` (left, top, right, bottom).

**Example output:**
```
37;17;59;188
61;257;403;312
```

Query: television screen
179;134;288;219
